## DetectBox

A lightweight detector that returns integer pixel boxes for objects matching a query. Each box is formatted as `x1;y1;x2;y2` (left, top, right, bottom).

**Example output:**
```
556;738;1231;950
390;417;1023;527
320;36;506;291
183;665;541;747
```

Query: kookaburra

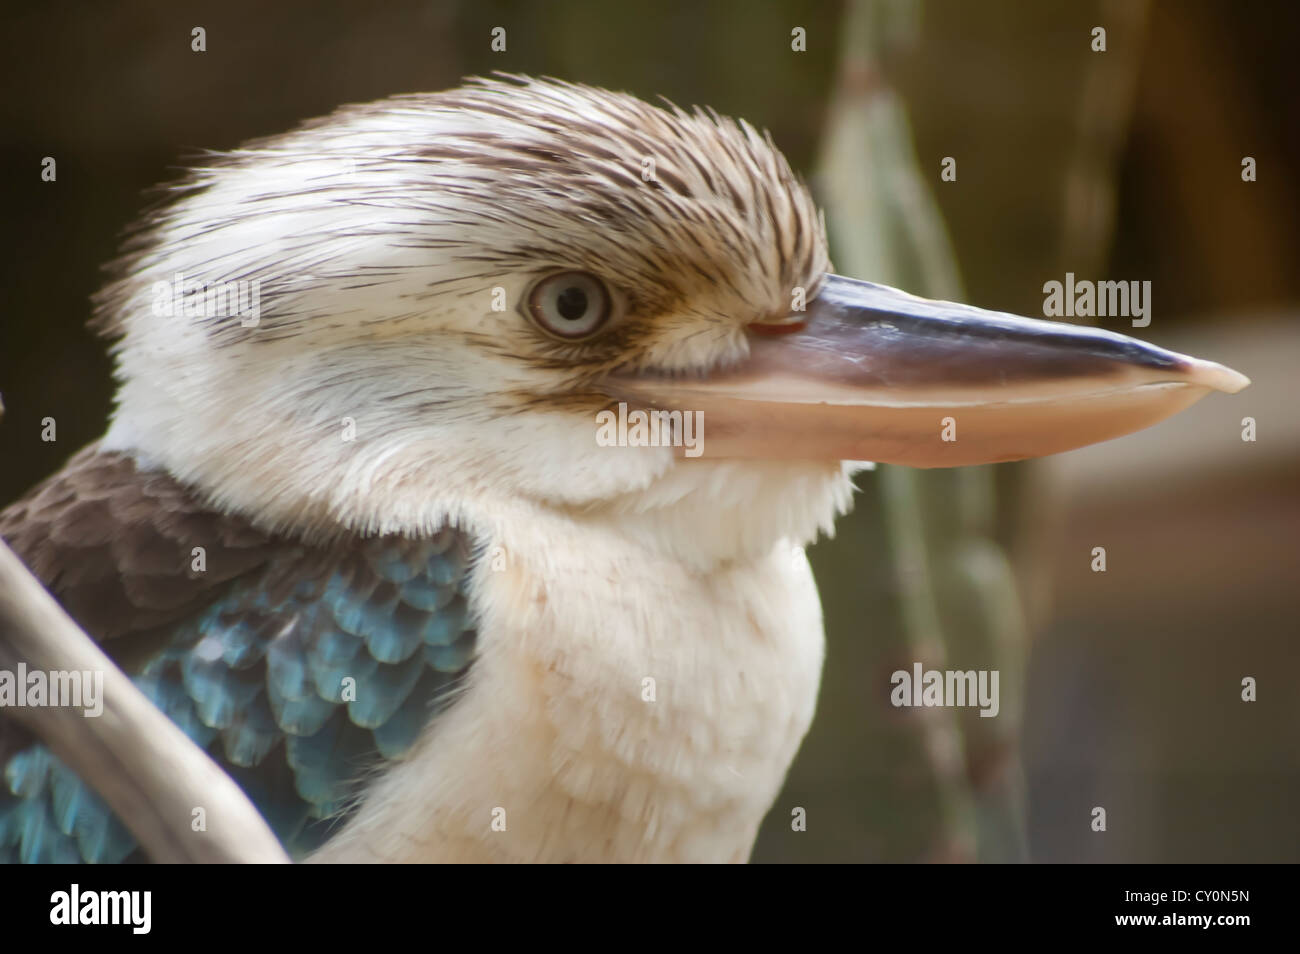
0;76;1247;863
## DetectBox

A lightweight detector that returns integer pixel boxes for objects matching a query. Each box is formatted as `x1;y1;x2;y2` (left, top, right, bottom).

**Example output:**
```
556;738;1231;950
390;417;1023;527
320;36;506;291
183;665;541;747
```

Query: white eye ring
526;271;613;340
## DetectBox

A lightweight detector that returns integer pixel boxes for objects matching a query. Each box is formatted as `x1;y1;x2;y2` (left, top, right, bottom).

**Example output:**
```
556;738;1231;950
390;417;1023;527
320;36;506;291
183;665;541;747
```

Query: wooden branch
0;539;289;863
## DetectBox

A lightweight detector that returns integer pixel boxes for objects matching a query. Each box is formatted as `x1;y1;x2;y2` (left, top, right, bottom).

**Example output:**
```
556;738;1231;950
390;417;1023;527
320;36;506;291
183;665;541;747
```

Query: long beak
599;274;1250;467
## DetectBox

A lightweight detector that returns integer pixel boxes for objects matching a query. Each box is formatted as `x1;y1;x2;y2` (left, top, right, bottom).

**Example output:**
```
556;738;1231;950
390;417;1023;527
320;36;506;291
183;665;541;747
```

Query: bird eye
526;271;613;340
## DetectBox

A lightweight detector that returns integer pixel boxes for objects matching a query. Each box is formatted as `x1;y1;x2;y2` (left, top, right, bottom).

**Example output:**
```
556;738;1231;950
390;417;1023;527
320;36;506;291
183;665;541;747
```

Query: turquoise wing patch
0;529;478;863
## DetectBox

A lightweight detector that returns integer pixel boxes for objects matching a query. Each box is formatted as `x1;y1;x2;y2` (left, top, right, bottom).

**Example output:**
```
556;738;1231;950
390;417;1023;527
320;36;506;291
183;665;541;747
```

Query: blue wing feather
0;451;479;863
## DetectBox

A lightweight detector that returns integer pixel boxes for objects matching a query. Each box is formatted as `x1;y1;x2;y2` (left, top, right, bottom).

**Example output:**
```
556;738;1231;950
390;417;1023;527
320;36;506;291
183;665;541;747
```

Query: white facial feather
97;76;849;566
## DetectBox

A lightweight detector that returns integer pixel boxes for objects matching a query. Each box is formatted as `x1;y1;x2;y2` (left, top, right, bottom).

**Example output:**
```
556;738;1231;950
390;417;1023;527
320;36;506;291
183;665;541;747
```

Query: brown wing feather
0;444;278;762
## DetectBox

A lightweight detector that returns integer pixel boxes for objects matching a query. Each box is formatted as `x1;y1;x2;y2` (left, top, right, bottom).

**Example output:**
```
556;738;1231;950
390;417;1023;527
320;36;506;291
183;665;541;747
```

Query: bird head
94;76;1247;560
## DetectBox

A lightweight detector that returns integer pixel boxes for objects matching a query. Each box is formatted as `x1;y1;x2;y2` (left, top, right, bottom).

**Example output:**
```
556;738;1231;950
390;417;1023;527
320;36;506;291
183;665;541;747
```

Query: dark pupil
556;286;589;321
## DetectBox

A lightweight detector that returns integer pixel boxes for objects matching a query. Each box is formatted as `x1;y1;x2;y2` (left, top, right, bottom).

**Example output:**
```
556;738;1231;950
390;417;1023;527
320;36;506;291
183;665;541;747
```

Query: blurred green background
1;0;1296;861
